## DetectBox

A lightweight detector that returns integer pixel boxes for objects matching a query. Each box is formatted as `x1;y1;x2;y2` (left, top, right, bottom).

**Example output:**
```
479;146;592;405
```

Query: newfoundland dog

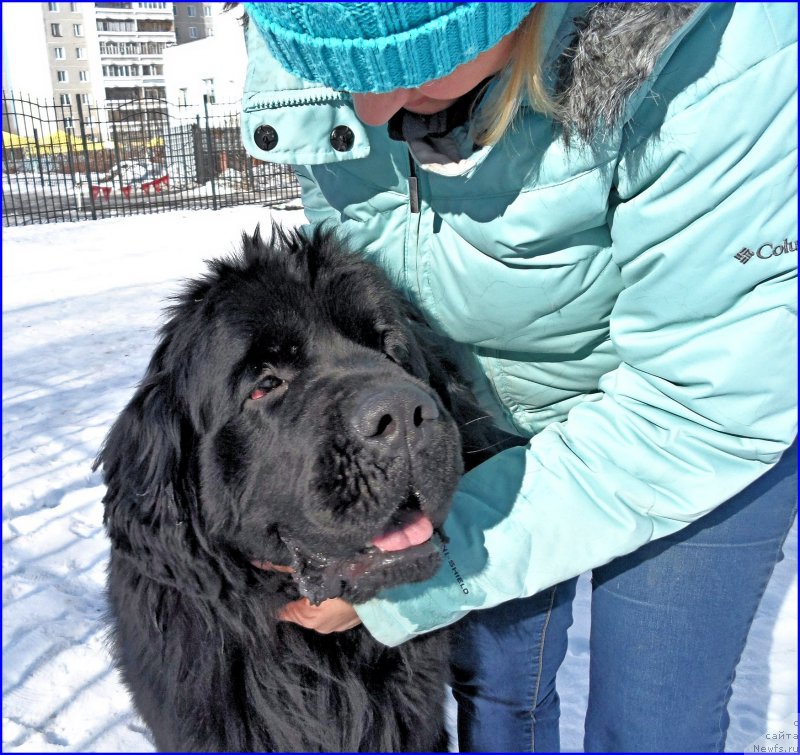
95;226;515;752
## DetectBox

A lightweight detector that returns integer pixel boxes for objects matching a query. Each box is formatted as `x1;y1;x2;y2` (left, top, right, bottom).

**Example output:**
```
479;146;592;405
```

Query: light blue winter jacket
241;2;798;646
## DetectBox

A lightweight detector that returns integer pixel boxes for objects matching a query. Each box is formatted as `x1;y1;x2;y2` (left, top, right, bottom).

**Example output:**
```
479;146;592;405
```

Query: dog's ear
95;377;187;527
94;352;225;598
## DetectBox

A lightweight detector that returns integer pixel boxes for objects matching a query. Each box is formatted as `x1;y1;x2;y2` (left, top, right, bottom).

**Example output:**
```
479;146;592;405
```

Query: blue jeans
450;446;797;752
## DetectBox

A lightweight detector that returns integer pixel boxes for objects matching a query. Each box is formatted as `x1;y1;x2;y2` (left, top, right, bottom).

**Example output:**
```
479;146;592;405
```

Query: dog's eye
250;375;283;400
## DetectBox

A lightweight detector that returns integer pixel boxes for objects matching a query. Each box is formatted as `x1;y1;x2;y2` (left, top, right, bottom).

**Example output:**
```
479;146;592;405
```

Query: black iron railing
2;91;300;226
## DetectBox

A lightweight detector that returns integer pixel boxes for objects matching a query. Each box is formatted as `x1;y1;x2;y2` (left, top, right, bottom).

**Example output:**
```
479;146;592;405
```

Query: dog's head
98;226;468;605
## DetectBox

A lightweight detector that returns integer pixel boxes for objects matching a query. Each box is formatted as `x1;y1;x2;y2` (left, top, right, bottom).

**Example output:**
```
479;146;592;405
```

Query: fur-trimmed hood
552;2;701;138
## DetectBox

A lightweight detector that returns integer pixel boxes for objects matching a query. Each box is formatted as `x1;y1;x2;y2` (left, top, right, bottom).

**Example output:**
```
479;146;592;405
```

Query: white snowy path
2;207;797;752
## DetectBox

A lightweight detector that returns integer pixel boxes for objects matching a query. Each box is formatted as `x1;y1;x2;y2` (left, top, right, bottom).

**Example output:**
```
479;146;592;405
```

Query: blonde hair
474;5;555;146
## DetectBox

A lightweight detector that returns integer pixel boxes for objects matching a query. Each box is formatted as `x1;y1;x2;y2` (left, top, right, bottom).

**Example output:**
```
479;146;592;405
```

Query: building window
189;26;197;39
76;47;86;59
79;70;89;82
60;94;70;106
54;47;65;59
202;77;215;104
63;117;74;131
57;70;68;82
70;3;78;11
96;19;136;32
203;5;212;16
80;94;90;105
187;6;196;17
178;88;188;106
73;23;83;36
51;23;62;37
102;64;143;77
48;3;59;11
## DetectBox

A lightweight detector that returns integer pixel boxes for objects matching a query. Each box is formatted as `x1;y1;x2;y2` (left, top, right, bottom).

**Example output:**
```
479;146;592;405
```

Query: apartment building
94;2;174;101
3;2;176;137
2;2;100;137
42;1;98;126
164;4;246;116
173;3;215;45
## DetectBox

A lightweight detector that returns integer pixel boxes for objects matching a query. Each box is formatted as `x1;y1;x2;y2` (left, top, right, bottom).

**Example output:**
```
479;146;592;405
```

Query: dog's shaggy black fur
95;227;515;752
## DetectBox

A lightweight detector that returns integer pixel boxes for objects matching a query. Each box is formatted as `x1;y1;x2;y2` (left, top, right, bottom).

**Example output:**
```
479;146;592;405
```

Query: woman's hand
279;597;362;634
252;559;361;633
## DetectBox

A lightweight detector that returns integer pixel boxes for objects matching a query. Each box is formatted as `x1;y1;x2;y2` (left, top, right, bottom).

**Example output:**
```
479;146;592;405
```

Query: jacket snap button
254;125;278;151
330;125;355;152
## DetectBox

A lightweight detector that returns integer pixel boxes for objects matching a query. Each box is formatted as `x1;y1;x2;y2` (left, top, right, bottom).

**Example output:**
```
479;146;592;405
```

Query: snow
3;207;797;752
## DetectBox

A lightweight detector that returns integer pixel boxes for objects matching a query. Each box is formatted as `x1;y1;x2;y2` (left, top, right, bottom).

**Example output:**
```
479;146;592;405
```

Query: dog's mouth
255;493;445;606
370;499;434;552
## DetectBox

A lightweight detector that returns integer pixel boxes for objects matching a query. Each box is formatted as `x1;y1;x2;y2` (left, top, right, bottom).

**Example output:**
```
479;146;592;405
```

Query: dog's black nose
350;385;439;450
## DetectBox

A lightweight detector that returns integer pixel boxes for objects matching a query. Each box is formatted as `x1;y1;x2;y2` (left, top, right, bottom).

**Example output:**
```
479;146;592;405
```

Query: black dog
95;227;515;752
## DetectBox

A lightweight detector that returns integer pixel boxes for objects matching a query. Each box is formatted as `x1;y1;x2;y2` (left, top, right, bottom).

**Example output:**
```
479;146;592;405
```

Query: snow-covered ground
3;207;797;752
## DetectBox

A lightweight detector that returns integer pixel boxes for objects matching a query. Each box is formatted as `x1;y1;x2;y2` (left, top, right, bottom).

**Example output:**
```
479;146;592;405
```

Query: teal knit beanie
243;2;536;93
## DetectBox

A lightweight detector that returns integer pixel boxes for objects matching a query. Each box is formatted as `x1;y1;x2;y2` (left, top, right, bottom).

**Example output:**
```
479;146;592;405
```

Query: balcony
99;44;167;57
95;3;172;13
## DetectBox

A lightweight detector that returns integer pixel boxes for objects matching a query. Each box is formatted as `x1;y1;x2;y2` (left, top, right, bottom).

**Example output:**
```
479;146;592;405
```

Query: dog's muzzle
279;515;444;606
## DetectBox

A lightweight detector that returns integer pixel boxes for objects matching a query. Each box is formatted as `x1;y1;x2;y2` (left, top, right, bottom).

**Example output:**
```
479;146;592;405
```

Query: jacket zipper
407;151;419;214
404;148;423;299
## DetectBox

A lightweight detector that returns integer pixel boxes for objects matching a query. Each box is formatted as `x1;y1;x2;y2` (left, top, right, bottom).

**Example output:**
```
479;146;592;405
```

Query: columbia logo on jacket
735;238;797;264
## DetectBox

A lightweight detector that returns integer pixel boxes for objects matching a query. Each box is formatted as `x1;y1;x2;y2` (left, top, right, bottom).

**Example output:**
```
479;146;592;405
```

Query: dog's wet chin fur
96;226;513;752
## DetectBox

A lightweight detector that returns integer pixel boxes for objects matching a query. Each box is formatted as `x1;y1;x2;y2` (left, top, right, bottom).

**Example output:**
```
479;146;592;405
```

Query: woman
239;3;797;751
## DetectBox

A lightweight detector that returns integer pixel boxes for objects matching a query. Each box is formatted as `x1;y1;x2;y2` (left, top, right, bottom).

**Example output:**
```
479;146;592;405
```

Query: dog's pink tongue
372;513;434;552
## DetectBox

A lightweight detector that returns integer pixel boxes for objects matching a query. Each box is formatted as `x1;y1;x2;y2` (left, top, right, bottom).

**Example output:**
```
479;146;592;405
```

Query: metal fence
2;91;300;227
